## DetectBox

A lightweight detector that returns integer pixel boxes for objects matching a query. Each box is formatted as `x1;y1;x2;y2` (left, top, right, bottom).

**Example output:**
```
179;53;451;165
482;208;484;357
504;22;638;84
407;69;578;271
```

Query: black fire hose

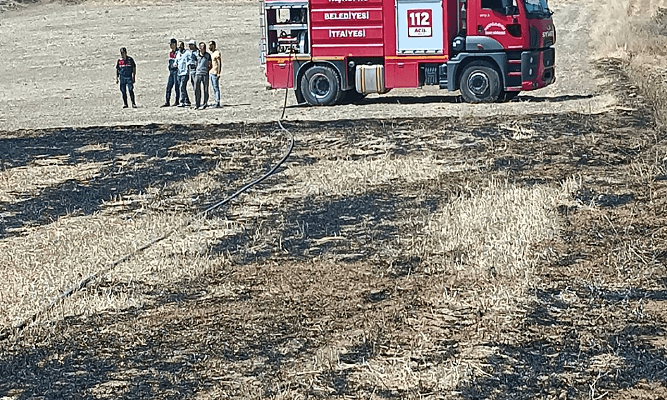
0;88;295;341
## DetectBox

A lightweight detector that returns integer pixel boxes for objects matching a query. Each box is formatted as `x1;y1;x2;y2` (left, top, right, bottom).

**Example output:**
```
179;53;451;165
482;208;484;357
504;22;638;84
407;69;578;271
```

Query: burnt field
0;59;666;399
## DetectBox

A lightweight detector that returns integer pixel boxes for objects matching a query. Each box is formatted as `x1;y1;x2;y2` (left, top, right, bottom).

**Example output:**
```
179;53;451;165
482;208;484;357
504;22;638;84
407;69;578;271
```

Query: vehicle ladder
259;0;267;65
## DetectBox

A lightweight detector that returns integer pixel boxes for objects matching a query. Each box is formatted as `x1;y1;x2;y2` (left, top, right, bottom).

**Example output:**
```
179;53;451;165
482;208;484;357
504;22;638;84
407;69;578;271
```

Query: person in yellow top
208;41;222;108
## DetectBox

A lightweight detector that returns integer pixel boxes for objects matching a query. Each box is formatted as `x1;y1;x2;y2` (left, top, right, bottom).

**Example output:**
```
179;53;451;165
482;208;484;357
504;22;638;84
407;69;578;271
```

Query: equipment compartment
260;0;310;58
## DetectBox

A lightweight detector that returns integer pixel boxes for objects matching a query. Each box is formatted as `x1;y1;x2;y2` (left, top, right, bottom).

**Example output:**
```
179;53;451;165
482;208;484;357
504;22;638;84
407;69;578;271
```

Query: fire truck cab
259;0;555;105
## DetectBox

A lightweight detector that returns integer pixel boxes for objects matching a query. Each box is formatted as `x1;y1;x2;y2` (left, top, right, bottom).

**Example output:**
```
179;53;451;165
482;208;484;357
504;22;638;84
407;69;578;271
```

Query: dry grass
594;0;667;123
419;178;577;280
0;119;580;397
628;55;667;124
592;0;667;57
1;1;666;399
0;160;106;203
0;210;236;328
0;130;274;331
2;104;666;398
284;156;477;197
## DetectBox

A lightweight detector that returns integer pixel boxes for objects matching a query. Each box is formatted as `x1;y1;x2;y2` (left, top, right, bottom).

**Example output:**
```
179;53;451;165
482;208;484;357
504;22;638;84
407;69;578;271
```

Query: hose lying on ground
0;89;294;341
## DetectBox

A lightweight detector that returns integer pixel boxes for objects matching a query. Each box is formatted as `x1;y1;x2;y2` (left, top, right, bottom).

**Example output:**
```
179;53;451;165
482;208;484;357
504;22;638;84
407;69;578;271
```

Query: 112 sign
407;9;432;37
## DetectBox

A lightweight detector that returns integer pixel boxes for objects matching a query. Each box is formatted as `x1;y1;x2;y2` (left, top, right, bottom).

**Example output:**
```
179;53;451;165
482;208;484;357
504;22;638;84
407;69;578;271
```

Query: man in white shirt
176;41;191;107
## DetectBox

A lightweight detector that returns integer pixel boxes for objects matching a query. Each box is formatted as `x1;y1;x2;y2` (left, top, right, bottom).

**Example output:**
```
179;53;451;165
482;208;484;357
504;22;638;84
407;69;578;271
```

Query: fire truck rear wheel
459;62;502;103
300;65;342;106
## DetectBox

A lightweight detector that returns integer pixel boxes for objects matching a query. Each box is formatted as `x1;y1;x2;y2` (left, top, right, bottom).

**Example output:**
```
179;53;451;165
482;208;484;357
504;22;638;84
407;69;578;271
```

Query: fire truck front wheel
300;65;342;106
459;61;502;103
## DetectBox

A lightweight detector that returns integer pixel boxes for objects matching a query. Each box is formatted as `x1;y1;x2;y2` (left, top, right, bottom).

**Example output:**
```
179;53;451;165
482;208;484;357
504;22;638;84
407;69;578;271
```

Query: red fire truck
259;0;555;105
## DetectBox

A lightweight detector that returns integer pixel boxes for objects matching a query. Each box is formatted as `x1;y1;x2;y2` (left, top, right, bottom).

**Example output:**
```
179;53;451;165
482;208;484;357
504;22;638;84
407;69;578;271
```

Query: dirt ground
0;0;614;132
1;0;667;399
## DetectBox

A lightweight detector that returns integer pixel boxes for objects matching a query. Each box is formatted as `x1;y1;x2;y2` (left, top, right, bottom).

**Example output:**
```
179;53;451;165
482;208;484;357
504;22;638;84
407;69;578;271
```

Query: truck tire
300;65;342;106
459;61;502;103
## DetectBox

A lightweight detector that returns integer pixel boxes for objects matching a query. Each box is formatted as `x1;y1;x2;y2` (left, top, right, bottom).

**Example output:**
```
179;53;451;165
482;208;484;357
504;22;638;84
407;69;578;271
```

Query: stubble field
1;0;667;399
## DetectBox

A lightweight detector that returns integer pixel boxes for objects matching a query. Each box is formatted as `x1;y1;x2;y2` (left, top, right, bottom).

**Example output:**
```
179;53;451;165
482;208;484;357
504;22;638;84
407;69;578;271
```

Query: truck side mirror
504;5;518;15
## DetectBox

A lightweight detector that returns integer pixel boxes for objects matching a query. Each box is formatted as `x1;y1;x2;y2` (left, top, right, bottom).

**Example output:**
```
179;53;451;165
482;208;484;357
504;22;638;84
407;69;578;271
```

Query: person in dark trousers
194;42;212;109
162;38;180;107
186;40;199;105
115;47;136;108
176;41;191;107
179;40;198;107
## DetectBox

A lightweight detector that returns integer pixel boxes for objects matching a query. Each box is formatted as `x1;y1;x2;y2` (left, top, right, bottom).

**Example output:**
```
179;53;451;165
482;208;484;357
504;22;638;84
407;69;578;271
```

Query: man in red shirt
115;47;137;108
162;38;180;107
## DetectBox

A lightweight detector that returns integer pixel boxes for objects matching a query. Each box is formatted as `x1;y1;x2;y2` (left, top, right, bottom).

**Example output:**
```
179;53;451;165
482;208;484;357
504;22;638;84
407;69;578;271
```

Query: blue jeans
210;74;220;105
119;77;135;106
178;74;190;105
194;74;209;107
166;69;180;105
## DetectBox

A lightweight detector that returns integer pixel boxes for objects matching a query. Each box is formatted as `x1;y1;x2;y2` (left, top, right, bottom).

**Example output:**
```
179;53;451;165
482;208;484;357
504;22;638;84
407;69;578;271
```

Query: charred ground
0;59;666;399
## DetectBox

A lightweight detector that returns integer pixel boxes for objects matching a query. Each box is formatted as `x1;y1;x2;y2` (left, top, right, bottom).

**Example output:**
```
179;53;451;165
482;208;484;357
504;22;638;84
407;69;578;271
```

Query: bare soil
0;1;666;399
0;0;613;132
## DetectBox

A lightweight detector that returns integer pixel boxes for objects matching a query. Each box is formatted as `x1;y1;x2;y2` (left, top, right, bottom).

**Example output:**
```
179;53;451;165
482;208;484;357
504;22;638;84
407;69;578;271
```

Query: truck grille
544;37;554;48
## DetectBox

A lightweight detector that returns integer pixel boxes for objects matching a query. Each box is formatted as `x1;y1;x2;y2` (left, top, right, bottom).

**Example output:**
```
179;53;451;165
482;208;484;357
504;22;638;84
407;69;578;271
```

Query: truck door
471;0;523;49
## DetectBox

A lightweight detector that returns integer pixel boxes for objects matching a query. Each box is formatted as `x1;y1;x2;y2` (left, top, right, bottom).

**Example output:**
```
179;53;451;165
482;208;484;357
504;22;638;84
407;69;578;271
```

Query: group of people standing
166;38;222;109
115;38;222;109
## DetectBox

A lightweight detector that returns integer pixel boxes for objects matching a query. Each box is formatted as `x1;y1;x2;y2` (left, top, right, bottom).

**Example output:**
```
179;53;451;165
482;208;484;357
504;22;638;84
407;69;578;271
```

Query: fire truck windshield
523;0;551;18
